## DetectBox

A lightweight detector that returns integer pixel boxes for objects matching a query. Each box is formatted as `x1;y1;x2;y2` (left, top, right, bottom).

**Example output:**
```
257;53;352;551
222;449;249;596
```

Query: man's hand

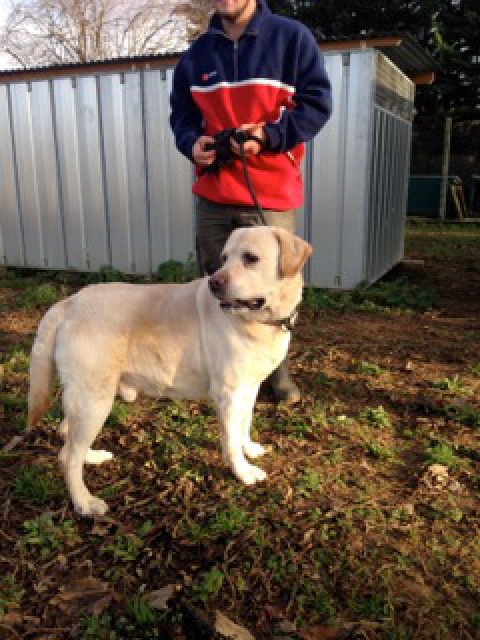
231;123;266;156
192;136;216;168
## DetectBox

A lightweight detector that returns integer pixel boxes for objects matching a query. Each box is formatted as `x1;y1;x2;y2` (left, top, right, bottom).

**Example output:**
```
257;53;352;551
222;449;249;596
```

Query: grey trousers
195;196;295;276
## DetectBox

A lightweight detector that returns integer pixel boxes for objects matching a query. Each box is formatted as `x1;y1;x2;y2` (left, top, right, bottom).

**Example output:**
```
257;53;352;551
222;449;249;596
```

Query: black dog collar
263;308;299;332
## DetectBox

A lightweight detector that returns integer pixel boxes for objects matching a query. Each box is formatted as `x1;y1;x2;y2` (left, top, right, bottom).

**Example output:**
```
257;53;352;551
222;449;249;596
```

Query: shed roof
0;53;178;82
0;33;438;85
319;33;439;85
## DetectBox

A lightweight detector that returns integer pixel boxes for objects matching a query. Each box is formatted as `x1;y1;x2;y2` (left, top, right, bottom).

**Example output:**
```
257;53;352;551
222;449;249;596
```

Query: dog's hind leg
59;384;116;516
59;419;114;465
85;449;114;465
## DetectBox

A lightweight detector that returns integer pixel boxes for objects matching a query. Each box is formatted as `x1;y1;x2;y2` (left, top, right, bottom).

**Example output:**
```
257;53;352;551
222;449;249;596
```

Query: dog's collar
262;307;299;332
221;302;299;332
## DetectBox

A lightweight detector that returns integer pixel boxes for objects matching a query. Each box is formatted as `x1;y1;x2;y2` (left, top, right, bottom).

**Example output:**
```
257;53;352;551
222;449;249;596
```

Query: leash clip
281;309;298;332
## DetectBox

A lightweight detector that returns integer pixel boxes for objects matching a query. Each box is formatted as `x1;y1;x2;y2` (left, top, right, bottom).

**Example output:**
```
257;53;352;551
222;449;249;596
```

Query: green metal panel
407;175;460;217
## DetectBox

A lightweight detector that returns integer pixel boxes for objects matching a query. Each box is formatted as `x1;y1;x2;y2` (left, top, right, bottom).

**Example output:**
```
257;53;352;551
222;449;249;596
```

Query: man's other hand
193;136;216;167
232;123;266;156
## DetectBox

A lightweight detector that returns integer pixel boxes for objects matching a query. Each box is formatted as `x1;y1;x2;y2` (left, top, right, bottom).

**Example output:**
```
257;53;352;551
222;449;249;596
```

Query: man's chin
217;0;252;23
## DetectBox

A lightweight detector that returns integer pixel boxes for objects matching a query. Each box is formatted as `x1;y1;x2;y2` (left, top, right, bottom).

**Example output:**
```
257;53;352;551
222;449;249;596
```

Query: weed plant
426;442;462;469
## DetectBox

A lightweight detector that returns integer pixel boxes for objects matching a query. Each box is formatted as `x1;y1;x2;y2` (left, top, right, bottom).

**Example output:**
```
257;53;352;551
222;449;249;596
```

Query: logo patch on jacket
201;70;218;82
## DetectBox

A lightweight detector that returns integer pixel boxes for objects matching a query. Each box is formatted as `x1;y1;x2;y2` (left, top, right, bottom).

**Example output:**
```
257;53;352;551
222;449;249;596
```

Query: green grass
105;400;132;427
471;363;480;377
350;360;386;376
360;405;392;428
366;441;395;460
102;533;145;563
293;580;336;625
13;465;64;505
156;255;196;283
100;521;153;564
79;613;117;640
0;576;24;620
192;567;224;605
432;375;472;395
19;515;77;559
296;469;322;496
444;403;480;429
181;505;251;543
405;223;480;263
303;277;437;314
0;391;28;412
126;595;160;626
426;443;462;469
86;265;126;283
22;282;60;308
350;591;389;619
2;348;30;373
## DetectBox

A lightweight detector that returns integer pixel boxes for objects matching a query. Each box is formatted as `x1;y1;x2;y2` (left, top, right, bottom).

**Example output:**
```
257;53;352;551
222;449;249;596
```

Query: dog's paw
236;464;267;486
74;495;109;517
85;449;114;465
244;441;269;459
118;383;137;403
58;419;69;437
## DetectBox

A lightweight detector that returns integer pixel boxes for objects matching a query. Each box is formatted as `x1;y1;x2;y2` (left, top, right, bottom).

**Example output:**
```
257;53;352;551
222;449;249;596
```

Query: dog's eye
243;252;259;266
220;253;227;265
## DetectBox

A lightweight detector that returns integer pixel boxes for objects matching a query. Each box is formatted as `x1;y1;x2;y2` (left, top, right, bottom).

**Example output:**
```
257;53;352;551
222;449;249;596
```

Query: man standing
170;0;332;404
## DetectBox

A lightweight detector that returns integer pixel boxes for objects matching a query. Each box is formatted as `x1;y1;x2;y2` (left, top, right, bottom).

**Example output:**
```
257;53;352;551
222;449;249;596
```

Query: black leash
204;128;268;226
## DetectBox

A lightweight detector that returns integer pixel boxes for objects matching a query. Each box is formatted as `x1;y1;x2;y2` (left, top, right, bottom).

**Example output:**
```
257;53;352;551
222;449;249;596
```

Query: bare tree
175;0;212;41
0;0;212;68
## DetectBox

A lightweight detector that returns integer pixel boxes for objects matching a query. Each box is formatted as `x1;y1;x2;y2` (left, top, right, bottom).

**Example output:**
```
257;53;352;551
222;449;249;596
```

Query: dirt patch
0;222;479;639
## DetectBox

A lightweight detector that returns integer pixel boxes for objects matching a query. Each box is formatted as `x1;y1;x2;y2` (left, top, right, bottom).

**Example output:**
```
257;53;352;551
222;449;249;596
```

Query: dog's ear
273;227;313;278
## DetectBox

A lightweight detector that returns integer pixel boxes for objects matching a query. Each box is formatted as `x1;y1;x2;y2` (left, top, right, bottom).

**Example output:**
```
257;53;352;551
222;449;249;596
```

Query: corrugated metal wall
0;70;194;274
366;53;414;284
309;51;413;288
366;107;412;283
0;51;413;288
309;52;374;288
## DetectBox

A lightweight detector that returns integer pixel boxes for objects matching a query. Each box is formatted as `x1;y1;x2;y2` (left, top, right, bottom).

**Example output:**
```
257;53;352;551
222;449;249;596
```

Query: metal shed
0;39;433;288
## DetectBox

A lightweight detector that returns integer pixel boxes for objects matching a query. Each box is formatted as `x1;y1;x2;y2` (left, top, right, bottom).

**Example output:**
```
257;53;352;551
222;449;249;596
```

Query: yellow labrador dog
28;226;312;517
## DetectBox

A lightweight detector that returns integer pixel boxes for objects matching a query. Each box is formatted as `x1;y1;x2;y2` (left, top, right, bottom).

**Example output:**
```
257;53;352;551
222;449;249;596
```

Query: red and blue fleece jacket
169;0;332;210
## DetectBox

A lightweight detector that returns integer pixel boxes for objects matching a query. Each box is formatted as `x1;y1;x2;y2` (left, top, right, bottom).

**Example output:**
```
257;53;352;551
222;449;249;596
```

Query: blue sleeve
264;29;332;152
169;57;204;162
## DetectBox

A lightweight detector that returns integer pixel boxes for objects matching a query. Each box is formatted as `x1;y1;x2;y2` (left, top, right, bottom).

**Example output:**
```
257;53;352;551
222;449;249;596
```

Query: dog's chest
123;337;209;400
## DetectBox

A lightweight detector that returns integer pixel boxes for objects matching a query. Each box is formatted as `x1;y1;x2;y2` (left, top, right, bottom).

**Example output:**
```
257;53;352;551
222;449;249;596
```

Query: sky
0;0;13;68
0;0;8;21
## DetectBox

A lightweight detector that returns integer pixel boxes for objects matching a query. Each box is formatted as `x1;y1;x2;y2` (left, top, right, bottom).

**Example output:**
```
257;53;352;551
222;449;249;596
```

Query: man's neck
221;1;257;41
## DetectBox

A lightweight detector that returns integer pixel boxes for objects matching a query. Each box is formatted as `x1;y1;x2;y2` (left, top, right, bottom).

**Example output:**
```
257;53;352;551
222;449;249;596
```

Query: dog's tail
27;300;66;428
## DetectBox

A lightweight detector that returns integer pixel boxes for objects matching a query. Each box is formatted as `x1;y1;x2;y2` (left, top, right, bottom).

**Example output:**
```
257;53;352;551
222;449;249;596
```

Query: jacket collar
208;0;270;36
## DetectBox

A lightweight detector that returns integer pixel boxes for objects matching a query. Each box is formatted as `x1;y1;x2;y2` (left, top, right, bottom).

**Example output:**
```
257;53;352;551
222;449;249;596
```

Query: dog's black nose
209;273;228;296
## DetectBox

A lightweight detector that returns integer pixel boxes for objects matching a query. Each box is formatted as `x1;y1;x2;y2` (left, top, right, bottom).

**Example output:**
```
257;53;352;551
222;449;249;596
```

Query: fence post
438;116;452;220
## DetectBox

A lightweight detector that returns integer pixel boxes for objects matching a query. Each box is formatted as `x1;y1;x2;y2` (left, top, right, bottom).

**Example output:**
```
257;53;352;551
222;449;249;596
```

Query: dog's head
208;226;313;323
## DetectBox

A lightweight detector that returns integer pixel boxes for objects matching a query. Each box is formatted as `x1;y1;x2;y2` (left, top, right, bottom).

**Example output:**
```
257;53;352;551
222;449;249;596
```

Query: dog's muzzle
209;274;266;312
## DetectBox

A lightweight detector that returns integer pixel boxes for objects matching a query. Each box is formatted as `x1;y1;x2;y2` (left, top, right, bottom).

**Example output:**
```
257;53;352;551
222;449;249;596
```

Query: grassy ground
0;221;479;639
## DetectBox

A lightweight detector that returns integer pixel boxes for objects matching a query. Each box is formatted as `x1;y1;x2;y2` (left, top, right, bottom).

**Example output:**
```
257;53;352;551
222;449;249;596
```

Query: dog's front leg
213;386;267;486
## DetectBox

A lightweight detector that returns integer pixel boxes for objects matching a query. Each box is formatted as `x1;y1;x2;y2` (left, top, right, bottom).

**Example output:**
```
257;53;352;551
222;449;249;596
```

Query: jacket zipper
211;28;255;83
233;40;238;82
